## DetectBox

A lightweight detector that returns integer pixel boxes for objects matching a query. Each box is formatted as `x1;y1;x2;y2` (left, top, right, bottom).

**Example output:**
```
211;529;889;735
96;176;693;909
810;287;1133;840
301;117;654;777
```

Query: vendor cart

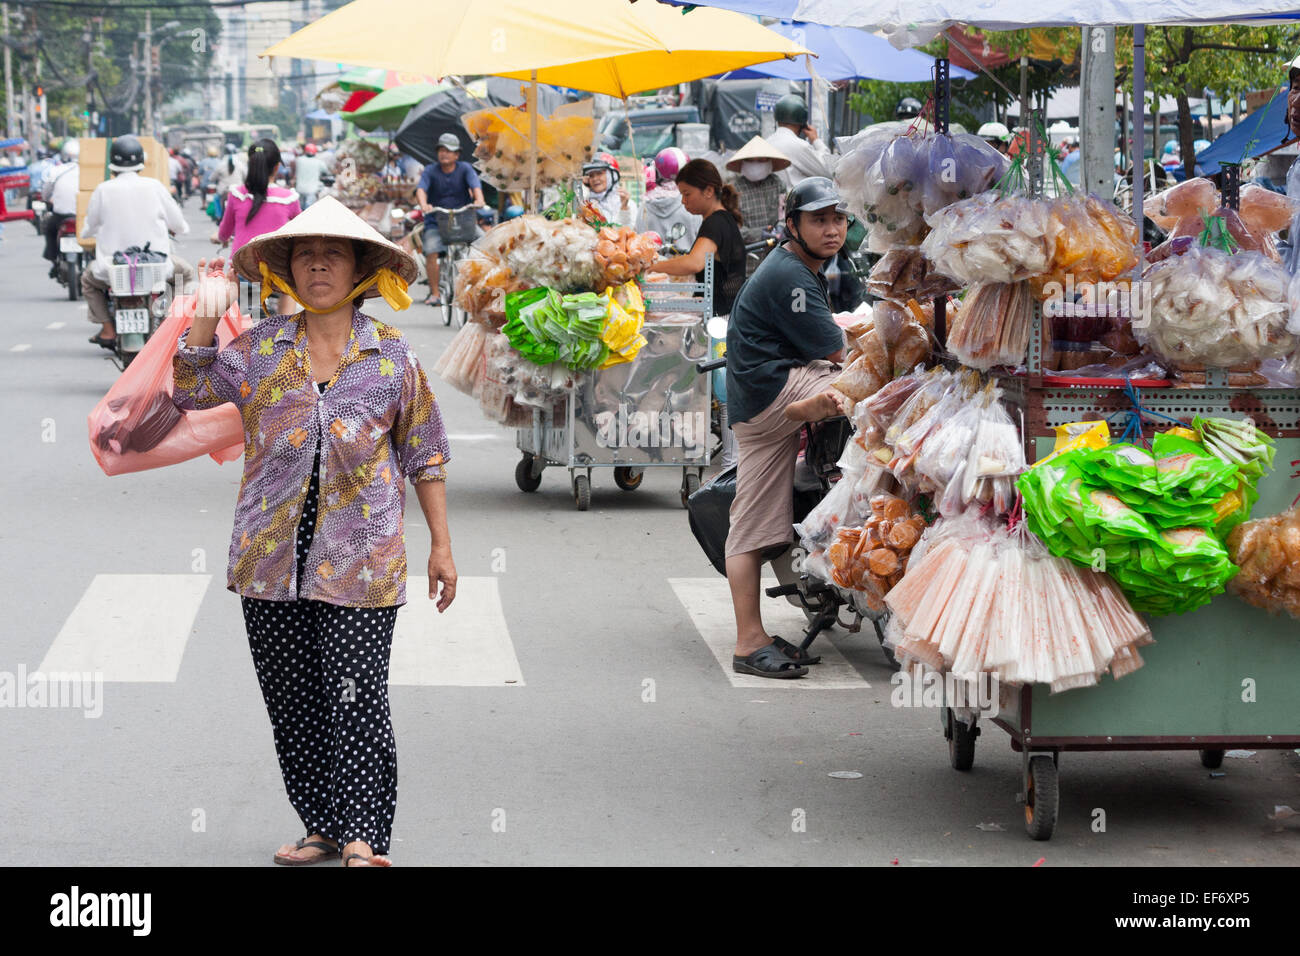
514;258;714;511
940;341;1300;841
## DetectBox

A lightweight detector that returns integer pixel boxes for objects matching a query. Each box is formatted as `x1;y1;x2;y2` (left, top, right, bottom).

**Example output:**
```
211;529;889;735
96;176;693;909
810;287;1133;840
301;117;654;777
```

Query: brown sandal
273;836;340;866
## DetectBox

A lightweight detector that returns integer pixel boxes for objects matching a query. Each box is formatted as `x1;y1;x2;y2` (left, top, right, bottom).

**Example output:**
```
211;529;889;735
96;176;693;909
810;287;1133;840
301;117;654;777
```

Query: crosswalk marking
669;577;872;689
46;321;65;330
10;344;30;352
390;576;524;686
39;574;212;682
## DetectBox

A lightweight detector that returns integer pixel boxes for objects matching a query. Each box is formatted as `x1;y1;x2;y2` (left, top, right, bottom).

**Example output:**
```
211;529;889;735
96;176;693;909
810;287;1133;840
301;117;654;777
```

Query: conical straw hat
232;195;419;297
725;135;792;172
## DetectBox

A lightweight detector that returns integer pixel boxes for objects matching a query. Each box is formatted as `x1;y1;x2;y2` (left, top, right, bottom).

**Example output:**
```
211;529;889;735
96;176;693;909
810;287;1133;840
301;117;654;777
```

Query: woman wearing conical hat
173;196;457;867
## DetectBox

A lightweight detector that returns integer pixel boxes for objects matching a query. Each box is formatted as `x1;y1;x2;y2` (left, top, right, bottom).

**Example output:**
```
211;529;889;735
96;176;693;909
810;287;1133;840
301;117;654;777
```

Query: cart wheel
948;712;978;772
514;455;542;493
573;474;591;511
1199;749;1225;769
613;466;644;491
1024;755;1059;841
680;471;701;508
873;619;900;671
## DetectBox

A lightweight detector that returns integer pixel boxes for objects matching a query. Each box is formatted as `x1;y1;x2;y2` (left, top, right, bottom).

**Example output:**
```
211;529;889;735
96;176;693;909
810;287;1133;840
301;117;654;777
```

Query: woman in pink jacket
216;138;301;315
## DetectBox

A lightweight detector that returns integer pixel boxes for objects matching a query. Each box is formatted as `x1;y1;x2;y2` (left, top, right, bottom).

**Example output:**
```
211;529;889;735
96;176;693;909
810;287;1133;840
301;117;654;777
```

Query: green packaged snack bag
1079;443;1160;496
1152;432;1239;500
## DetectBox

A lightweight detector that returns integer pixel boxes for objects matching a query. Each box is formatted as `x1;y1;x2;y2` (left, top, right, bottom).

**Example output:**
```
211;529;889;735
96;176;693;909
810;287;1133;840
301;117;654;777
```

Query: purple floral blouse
173;307;450;607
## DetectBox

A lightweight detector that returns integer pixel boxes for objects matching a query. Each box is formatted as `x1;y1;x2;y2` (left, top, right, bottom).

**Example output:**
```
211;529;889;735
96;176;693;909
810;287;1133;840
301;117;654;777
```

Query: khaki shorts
725;360;839;558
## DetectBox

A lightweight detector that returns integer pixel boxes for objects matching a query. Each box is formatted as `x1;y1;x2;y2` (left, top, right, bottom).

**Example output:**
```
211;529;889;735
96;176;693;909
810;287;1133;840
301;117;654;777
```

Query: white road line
10;344;30;352
39;574;212;682
46;321;65;330
669;577;871;689
390;576;523;686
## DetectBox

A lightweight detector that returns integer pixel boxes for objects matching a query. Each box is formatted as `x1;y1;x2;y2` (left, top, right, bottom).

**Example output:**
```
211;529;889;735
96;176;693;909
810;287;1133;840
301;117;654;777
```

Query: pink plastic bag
88;293;250;476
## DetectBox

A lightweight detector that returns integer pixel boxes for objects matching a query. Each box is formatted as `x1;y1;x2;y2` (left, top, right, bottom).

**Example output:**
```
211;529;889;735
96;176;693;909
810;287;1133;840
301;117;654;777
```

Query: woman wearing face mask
725;136;791;250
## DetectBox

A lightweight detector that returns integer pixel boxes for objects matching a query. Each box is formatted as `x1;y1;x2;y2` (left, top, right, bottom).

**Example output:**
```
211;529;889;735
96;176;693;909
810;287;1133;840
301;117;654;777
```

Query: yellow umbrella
261;0;809;95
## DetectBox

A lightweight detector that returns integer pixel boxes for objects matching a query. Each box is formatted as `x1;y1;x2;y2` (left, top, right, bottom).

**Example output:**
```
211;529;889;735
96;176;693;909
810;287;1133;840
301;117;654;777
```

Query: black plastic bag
686;465;824;577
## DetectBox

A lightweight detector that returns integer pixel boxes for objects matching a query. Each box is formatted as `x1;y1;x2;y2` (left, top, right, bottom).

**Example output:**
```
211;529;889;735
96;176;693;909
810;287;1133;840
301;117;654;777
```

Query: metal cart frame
514;255;715;510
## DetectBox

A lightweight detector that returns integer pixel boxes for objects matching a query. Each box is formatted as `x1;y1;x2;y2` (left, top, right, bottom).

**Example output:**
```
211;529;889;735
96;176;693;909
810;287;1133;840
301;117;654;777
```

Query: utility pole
143;9;152;138
3;3;14;140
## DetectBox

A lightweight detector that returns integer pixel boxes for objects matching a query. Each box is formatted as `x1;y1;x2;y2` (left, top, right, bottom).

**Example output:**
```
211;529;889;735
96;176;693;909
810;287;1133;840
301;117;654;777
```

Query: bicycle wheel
438;253;456;326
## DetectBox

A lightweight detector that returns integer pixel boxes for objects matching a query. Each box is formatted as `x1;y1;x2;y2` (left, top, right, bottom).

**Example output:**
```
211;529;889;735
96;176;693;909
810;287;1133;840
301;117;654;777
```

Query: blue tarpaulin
716;20;975;82
1195;87;1294;175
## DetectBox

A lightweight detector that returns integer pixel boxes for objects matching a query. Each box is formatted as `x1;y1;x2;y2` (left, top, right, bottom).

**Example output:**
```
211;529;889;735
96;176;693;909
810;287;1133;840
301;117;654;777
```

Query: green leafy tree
848;29;1079;133
5;0;220;137
1114;25;1300;171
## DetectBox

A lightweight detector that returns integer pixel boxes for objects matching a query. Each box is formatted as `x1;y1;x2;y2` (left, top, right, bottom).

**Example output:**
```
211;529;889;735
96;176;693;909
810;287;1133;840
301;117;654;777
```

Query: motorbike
104;247;172;370
54;217;89;301
687;331;898;668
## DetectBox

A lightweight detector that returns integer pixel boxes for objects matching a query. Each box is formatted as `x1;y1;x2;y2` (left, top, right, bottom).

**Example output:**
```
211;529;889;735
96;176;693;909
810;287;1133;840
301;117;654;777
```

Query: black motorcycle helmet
783;176;848;261
895;97;923;120
774;93;809;127
109;134;146;172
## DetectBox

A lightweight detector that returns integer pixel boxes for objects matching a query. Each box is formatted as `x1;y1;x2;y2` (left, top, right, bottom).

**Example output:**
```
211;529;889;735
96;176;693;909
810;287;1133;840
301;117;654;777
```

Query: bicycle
427;203;477;328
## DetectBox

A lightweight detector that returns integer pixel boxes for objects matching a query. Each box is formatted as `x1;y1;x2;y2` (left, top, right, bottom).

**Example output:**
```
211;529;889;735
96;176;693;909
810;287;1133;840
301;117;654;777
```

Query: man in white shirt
41;140;81;274
766;95;836;190
293;143;326;208
81;135;195;350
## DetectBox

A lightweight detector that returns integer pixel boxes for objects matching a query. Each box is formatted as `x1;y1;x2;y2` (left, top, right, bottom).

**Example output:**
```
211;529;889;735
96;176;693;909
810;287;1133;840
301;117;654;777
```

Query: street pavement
1;203;1297;866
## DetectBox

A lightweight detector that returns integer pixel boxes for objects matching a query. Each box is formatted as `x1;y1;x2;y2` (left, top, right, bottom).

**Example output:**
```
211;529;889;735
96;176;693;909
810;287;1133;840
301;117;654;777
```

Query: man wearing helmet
293;142;327;209
41;140;80;275
767;93;836;190
80;135;195;350
977;121;1011;156
415;132;485;307
582;151;636;226
722;176;850;679
634;147;698;253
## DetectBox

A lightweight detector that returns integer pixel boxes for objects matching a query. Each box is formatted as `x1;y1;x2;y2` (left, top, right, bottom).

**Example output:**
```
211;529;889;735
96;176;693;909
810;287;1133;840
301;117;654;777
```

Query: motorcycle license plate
60;236;82;254
116;308;150;334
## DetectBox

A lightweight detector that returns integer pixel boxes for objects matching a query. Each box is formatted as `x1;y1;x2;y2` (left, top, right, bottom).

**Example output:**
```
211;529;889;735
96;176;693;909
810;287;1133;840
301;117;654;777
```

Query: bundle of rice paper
885;511;1152;692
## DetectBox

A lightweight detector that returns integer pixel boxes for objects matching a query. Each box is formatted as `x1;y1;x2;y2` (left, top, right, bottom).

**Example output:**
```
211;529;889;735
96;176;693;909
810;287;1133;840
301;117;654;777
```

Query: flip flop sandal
273;837;340;866
88;334;118;351
733;643;809;679
424;296;442;307
344;852;393;867
771;635;821;666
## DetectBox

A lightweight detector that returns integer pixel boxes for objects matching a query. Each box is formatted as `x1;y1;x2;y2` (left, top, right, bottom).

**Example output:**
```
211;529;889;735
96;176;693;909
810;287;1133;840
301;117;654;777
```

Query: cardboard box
75;188;96;250
78;136;170;192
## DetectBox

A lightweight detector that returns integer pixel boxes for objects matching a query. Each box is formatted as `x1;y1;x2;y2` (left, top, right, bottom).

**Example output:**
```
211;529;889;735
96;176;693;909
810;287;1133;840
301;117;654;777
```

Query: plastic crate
108;260;170;295
434;207;477;244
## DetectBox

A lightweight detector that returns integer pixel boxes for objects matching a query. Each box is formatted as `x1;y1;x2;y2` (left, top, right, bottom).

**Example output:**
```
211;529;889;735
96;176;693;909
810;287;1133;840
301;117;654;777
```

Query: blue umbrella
717;20;974;82
1194;87;1293;176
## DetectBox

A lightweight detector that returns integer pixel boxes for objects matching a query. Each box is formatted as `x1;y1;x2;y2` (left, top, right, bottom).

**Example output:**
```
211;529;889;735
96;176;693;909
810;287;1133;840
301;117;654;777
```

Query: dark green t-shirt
725;246;844;425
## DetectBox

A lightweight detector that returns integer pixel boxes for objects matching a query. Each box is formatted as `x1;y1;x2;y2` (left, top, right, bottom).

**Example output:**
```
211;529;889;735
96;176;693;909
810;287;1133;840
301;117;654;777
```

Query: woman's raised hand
195;257;239;319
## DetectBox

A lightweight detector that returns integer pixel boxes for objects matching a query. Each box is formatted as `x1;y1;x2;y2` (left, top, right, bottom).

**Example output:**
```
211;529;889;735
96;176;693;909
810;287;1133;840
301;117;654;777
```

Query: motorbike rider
634;147;699;254
582;151;636;226
721;176;850;679
725;135;790;248
293;142;326;209
41;139;80;276
81;135;195;350
766;94;837;190
414;132;486;307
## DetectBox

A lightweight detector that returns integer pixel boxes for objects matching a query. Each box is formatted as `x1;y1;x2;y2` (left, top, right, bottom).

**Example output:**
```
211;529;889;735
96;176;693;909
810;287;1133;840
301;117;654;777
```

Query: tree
6;0;220;137
848;29;1079;134
1115;25;1300;174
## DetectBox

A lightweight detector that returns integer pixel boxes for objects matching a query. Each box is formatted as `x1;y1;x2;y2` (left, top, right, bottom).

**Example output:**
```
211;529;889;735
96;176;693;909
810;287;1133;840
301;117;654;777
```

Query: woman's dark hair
244;138;282;226
676;158;744;227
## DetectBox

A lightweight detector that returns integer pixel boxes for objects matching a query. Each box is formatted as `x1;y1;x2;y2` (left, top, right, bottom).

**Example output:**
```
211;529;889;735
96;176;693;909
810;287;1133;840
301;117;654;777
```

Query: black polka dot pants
238;435;401;855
